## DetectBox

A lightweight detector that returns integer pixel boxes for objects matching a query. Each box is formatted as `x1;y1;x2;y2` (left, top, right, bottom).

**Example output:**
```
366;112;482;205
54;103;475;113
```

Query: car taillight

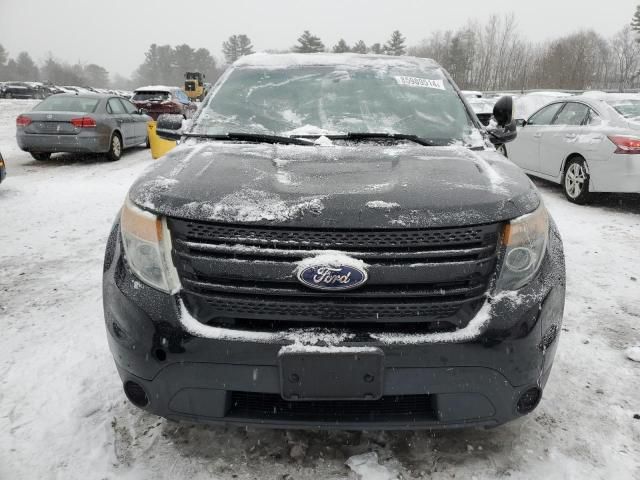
70;117;97;128
608;135;640;154
16;115;31;127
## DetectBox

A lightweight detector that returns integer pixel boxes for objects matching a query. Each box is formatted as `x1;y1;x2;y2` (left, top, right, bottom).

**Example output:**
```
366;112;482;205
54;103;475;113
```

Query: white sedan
503;94;640;203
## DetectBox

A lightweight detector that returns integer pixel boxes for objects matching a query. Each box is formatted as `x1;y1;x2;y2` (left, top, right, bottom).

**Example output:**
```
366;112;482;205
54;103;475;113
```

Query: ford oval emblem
297;263;368;291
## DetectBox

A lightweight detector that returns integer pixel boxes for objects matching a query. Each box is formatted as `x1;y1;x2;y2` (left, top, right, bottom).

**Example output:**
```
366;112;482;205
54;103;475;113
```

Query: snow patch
178;300;353;345
346;452;399;480
295;251;368;273
625;346;640;362
366;200;400;210
183;189;325;223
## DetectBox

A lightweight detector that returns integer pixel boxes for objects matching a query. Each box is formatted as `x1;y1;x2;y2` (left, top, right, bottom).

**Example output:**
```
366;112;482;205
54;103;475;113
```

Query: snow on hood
128;142;539;229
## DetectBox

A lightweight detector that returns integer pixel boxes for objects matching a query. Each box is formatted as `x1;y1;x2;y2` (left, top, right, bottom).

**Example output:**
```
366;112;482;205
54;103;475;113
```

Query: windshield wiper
291;132;438;146
183;132;314;146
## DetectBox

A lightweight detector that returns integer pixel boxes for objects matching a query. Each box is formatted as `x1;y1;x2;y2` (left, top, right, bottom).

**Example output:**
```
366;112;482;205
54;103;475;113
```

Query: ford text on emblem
297;264;368;291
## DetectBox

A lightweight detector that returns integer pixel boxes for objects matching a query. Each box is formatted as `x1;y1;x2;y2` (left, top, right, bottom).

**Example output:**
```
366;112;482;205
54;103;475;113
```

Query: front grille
227;392;436;422
168;219;501;333
176;221;493;249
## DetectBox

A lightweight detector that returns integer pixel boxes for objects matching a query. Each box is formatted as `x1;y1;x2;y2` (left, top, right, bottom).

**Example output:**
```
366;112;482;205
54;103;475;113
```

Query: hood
129;142;540;229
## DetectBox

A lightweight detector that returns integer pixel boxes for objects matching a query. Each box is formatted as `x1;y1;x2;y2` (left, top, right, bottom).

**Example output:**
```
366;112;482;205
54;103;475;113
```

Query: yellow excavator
183;72;206;101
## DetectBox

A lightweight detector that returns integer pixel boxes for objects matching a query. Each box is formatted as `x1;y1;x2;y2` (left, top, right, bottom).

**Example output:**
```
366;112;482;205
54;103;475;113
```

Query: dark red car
130;86;197;120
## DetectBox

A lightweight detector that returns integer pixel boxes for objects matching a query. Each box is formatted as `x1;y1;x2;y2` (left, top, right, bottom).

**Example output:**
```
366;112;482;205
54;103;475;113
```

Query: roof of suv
134;85;177;92
233;53;440;70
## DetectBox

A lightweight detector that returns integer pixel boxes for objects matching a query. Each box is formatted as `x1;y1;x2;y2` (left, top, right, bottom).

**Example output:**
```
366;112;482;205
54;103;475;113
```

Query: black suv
103;53;565;429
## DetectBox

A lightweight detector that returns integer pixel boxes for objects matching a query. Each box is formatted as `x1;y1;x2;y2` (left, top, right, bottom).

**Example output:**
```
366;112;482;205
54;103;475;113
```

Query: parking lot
0;98;639;479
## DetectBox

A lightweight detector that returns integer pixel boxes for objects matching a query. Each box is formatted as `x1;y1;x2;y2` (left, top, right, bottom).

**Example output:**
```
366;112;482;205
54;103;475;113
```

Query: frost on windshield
191;60;482;146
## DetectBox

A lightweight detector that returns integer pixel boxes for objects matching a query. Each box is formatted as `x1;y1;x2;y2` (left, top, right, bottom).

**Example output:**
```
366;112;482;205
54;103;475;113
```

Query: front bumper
103;222;566;429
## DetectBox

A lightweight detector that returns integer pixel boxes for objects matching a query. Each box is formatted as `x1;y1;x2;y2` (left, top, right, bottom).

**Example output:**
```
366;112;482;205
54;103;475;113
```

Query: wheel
5;92;12;99
497;144;508;157
106;133;122;161
563;157;591;204
31;152;51;161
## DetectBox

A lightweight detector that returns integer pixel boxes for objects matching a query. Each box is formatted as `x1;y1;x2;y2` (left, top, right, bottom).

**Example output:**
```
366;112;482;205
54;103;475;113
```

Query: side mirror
492;95;514;127
487;119;517;146
515;118;526;127
156;114;184;141
137;108;148;115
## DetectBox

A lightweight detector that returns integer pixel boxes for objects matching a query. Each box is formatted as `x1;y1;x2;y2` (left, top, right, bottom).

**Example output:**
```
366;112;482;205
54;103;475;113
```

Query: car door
119;98;147;144
107;97;135;146
539;102;590;178
507;102;564;173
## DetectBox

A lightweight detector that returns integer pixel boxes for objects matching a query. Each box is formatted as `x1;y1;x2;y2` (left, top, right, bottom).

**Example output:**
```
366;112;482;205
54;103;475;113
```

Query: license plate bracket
278;348;384;401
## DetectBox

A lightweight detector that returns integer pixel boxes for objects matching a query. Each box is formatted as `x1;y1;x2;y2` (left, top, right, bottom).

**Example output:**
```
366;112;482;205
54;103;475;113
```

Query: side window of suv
527;103;564;126
553;102;590;126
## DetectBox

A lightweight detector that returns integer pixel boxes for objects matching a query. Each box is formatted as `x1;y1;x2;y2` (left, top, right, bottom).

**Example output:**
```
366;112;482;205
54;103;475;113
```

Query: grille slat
228;392;436;422
169;220;498;249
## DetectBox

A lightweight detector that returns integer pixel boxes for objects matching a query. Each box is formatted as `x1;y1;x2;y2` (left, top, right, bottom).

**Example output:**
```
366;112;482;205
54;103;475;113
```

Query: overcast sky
0;0;636;78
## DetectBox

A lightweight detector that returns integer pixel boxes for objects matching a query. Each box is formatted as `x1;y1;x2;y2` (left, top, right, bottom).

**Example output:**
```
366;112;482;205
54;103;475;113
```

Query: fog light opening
124;381;149;408
517;387;542;414
155;348;167;362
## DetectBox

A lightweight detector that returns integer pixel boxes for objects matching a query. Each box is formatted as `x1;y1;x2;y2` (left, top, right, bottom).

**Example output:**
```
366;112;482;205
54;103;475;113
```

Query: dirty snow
366;200;401;210
0;99;639;479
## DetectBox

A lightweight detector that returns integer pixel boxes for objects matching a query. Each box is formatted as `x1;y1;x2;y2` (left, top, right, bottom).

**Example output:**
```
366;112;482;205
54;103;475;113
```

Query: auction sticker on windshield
394;76;445;90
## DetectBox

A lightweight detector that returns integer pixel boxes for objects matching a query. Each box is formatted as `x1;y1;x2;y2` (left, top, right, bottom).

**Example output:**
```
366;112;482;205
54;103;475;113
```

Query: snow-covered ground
0;99;639;480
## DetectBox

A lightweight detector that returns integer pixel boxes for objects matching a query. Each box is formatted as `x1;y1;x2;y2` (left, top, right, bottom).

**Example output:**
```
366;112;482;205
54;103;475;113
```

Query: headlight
495;203;549;291
120;198;180;293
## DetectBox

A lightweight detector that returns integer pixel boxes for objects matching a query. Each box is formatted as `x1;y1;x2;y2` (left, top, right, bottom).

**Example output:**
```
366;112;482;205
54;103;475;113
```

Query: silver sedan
504;94;640;203
16;94;152;161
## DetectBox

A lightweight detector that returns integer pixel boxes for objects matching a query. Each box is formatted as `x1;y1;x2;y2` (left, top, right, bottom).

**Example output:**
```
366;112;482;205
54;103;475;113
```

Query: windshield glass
192;64;478;144
132;91;170;102
32;96;99;113
608;99;640;122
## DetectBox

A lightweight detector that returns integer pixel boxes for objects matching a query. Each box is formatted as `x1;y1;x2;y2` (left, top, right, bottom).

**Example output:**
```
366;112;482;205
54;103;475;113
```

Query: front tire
31;152;51;161
106;133;122;162
563;157;591;204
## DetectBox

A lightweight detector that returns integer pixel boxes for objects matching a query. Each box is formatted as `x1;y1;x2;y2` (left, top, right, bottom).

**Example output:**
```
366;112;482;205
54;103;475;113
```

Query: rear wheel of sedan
31;152;51;161
106;133;122;161
563;157;591;204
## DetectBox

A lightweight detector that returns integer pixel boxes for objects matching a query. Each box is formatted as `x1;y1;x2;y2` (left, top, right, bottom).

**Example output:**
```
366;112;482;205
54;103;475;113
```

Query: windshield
32;96;99;113
192;65;478;144
132;91;170;102
608;99;640;122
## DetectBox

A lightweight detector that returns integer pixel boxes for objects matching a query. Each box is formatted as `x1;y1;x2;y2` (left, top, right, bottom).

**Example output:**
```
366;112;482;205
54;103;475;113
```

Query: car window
527;103;564;126
193;65;478;144
585;108;602;126
553;102;589;126
32;96;100;113
107;98;126;114
131;91;170;102
174;90;190;104
119;99;138;114
606;99;640;122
